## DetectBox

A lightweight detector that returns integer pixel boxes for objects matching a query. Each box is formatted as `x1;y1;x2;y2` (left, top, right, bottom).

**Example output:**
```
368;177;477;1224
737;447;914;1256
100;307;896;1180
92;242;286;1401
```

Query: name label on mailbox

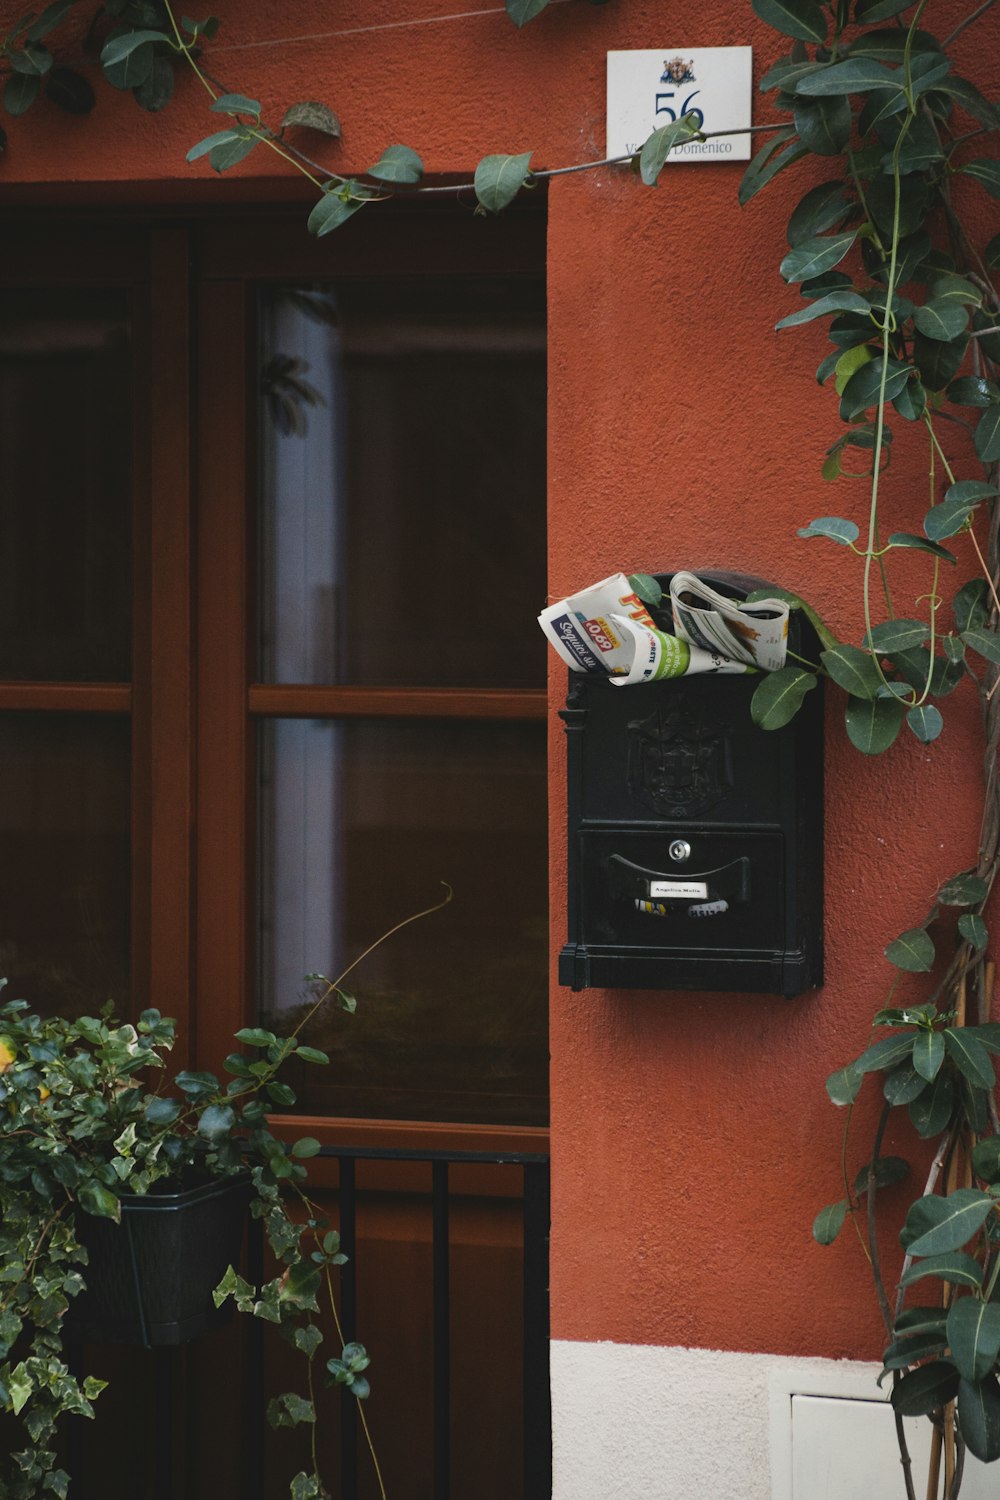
650;880;709;900
606;47;753;162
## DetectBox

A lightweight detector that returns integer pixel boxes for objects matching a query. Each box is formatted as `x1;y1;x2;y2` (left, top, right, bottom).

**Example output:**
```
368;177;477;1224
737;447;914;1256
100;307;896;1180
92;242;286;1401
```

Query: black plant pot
65;1172;253;1347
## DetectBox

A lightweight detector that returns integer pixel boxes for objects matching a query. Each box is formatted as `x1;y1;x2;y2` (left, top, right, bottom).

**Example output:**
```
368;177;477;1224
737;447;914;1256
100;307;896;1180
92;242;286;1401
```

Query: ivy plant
0;892;448;1500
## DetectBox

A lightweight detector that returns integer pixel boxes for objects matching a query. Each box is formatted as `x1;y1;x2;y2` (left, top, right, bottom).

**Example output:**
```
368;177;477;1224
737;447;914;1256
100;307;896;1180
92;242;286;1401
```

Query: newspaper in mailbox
669;571;789;673
538;571;789;684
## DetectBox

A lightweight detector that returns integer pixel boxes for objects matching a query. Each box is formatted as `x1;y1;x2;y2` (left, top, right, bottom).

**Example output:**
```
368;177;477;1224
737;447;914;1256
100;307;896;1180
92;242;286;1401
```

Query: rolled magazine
538;571;789;684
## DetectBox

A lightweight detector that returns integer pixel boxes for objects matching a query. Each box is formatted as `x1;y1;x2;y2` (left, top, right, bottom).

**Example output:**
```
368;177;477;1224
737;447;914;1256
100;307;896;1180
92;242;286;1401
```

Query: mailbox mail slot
558;572;823;996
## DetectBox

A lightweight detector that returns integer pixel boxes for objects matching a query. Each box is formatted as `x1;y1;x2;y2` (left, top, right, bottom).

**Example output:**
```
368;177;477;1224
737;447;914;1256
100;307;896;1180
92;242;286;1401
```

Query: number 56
655;90;703;128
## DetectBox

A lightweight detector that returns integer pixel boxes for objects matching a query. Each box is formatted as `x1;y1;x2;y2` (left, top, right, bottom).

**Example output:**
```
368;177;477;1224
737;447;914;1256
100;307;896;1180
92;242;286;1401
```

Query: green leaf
813;1199;848;1244
885;533;955;563
211;92;260;117
914;300;970;342
505;0;549;24
907;704;943;743
144;1096;180;1125
295;1045;329;1065
834;343;874;395
892;378;927;422
102;38;156;89
291;1136;321;1158
3;72;40;115
628;573;663;607
885;928;935;973
840;355;910;419
975;407;1000;464
638;116;702;185
946;1029;995;1089
749;666;817;730
752;0;827;41
186;128;243;163
100;28;171;65
891;1361;959;1416
367;144;424;184
209;133;258;173
854;1155;909;1195
914;329;969;391
308;184;368;237
281;101;342;138
866;619;928;653
925;494;978;541
963;628;1000;666
821;644;881;698
948;377;1000;408
884;1063;928;1105
775;290;871;330
899;1251;984;1290
9;42;52;76
961;159;1000;200
26;0;72;41
948;1299;1000;1382
826;1060;864;1105
132;55;173;112
793;94;852;155
798;515;859;544
939;871;988;906
973;1137;1000;1182
857;1033;918;1075
855;0;912;20
78;1180;121;1221
738;130;807;207
780;230;858;284
902;1188;995;1256
786;180;852;247
910;1070;955;1138
955;580;989;634
198;1103;235;1142
797;57;898;94
958;1376;1000;1463
474;152;533;213
294;1323;324;1357
844;693;904;754
960;913;989;950
913;1029;945;1082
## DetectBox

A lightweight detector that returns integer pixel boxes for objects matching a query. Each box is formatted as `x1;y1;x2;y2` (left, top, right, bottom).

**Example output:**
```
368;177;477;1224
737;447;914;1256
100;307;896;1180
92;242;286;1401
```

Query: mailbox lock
668;839;691;864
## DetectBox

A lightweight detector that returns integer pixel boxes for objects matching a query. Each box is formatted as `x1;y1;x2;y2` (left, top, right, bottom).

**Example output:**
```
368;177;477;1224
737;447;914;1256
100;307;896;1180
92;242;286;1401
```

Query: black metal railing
246;1145;552;1500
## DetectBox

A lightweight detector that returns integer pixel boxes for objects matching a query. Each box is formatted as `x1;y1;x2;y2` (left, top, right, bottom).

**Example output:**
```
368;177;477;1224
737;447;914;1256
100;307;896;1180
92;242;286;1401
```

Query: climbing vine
2;0;1000;1496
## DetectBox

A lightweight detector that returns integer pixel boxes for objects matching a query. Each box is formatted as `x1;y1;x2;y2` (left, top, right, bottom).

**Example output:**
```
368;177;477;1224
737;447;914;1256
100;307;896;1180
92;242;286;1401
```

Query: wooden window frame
3;208;548;1155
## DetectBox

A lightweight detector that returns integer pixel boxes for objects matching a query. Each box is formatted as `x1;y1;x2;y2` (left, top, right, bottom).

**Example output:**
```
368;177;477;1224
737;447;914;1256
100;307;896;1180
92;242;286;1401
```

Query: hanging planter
64;1171;253;1347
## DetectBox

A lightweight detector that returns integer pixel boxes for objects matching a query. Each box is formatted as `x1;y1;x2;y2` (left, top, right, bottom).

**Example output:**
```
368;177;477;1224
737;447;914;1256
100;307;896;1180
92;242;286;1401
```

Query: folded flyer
538;572;755;685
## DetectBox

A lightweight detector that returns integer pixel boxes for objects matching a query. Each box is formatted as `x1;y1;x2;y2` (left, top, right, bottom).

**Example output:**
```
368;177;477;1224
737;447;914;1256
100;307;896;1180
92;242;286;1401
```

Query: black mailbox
558;572;823;996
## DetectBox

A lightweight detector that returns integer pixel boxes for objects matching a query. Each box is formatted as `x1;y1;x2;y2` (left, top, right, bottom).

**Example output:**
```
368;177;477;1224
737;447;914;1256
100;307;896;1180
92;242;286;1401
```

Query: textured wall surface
4;0;999;1419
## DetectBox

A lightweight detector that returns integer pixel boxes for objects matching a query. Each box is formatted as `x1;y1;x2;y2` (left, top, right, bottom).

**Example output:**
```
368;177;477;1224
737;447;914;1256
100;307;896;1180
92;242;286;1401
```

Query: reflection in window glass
0;714;131;1016
0;290;132;681
258;278;547;688
258;719;548;1125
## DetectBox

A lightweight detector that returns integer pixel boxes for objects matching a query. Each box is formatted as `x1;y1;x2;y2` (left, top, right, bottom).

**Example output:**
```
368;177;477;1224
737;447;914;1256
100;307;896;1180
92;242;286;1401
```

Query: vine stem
291;882;453;1045
943;0;999;46
322;1262;388;1500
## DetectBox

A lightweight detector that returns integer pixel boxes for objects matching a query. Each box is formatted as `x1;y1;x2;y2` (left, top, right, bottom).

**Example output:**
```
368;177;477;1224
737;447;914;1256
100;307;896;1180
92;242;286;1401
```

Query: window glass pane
257;718;548;1125
258;278;546;688
0;289;132;681
0;714;131;1016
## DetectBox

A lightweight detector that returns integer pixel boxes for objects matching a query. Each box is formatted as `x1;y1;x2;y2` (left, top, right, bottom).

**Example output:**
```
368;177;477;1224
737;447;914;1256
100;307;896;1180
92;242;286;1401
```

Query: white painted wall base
551;1340;991;1500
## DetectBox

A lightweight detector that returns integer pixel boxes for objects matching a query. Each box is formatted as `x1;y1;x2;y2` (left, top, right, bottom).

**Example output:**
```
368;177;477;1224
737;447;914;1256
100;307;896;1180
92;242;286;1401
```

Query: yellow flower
0;1038;15;1074
38;1085;51;1101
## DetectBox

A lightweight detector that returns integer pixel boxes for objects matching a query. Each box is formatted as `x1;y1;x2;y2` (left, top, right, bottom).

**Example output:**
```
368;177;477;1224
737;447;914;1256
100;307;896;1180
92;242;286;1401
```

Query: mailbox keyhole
668;839;691;863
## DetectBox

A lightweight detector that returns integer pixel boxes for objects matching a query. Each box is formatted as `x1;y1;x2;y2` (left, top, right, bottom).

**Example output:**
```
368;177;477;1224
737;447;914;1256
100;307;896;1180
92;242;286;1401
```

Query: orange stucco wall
4;0;997;1367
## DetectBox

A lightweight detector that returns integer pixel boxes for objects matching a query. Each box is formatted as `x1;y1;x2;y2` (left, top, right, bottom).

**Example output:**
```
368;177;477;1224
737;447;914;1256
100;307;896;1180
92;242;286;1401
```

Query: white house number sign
606;48;753;163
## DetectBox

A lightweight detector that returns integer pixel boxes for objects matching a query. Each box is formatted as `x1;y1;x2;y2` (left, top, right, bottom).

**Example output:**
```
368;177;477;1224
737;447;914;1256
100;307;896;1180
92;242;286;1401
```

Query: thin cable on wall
211;0;575;54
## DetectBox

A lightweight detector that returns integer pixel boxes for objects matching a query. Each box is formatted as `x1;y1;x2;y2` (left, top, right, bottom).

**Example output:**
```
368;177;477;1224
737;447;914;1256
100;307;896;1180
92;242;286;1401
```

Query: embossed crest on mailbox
558;572;823;996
